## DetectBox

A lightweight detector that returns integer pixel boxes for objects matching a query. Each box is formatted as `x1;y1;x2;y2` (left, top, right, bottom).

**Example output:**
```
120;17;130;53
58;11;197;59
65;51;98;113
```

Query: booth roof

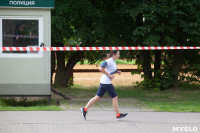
0;0;54;9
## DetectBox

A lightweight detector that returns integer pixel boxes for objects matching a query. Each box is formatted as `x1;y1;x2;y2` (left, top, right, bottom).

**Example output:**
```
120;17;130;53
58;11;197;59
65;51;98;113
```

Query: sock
84;108;87;112
116;113;120;117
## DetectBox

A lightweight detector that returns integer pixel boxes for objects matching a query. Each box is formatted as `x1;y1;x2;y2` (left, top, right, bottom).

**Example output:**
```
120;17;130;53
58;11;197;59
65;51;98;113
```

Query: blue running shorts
96;84;117;98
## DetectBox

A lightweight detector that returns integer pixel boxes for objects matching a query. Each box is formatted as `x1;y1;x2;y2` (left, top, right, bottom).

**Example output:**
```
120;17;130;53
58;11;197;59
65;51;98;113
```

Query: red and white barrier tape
0;46;199;51
3;34;38;38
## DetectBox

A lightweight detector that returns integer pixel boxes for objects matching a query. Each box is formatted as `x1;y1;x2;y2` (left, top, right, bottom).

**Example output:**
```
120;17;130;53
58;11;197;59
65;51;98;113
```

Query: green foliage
129;0;200;89
180;50;200;84
52;0;200;89
52;0;102;44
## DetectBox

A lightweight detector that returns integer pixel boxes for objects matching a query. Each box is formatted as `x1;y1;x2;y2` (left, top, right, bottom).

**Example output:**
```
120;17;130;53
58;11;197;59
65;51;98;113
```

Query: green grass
123;84;200;112
1;83;200;112
0;106;62;111
115;59;136;64
56;83;200;112
56;85;98;98
77;59;136;65
117;84;200;112
0;97;63;111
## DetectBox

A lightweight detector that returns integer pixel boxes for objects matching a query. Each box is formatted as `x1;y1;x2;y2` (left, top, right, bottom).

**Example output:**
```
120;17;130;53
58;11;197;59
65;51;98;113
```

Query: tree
51;0;104;87
129;0;200;89
51;0;200;89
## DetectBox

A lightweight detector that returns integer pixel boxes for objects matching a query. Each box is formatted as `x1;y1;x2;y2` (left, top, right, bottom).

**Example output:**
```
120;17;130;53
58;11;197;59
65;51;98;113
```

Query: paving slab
0;111;199;133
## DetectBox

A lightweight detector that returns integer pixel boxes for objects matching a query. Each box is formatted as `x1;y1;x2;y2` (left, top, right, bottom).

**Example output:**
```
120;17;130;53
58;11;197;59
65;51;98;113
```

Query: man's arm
99;67;114;79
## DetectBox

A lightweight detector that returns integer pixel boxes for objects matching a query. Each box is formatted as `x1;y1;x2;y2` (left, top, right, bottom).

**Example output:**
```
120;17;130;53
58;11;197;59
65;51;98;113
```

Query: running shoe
116;113;128;120
80;108;87;120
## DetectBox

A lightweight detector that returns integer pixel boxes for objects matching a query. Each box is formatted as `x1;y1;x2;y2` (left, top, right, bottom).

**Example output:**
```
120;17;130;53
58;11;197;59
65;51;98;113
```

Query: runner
80;50;128;120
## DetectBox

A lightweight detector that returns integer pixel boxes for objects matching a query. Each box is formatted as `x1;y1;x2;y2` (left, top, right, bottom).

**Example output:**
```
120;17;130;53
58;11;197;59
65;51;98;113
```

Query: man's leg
104;84;119;115
80;95;101;120
81;84;105;120
113;96;128;120
105;84;128;120
113;96;120;115
85;95;101;109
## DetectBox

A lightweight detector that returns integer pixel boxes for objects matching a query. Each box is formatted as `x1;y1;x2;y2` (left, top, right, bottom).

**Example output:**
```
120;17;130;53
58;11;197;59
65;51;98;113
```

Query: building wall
0;8;51;95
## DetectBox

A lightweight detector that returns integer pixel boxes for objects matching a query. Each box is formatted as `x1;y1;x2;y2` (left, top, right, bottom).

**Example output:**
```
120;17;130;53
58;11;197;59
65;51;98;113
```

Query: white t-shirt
100;58;117;84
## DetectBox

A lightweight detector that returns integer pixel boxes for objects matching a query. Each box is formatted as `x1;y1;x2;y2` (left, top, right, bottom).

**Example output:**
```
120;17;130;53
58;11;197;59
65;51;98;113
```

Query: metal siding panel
0;84;50;95
0;58;45;83
0;9;51;95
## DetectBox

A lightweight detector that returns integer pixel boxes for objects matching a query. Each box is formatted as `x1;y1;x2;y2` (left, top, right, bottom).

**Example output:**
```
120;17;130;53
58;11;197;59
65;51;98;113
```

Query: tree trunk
54;42;66;87
154;50;161;79
171;50;184;88
136;13;153;87
51;51;55;85
154;34;163;80
51;41;56;85
142;50;152;83
171;27;185;88
60;51;85;87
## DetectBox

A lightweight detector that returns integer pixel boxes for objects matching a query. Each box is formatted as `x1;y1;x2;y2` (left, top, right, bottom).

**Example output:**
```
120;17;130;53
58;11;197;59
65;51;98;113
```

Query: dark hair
104;50;119;60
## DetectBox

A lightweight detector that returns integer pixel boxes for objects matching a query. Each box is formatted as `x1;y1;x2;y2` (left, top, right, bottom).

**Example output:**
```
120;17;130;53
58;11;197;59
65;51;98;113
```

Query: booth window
2;19;39;54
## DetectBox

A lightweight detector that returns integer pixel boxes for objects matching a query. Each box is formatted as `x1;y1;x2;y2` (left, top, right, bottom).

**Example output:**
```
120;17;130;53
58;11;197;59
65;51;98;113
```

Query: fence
70;69;143;84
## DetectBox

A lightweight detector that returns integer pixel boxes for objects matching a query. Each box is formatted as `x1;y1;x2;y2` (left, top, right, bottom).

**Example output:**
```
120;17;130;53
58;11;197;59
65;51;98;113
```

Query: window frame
0;16;43;58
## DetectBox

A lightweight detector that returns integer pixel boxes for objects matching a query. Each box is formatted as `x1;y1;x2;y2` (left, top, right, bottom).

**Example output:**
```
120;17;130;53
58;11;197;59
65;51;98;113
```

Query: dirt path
60;98;154;112
73;64;143;86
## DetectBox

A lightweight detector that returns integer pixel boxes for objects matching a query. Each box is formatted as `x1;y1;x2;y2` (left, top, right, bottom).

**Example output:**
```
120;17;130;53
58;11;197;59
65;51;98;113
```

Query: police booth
0;0;54;103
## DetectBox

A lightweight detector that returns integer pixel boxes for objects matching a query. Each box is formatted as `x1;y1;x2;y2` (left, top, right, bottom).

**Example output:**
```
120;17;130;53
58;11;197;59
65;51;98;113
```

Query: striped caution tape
0;46;199;51
3;34;38;38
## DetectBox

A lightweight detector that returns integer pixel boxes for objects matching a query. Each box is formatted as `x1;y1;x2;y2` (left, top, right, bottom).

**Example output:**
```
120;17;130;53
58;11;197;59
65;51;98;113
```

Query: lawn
0;83;200;112
117;84;200;112
57;83;200;112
